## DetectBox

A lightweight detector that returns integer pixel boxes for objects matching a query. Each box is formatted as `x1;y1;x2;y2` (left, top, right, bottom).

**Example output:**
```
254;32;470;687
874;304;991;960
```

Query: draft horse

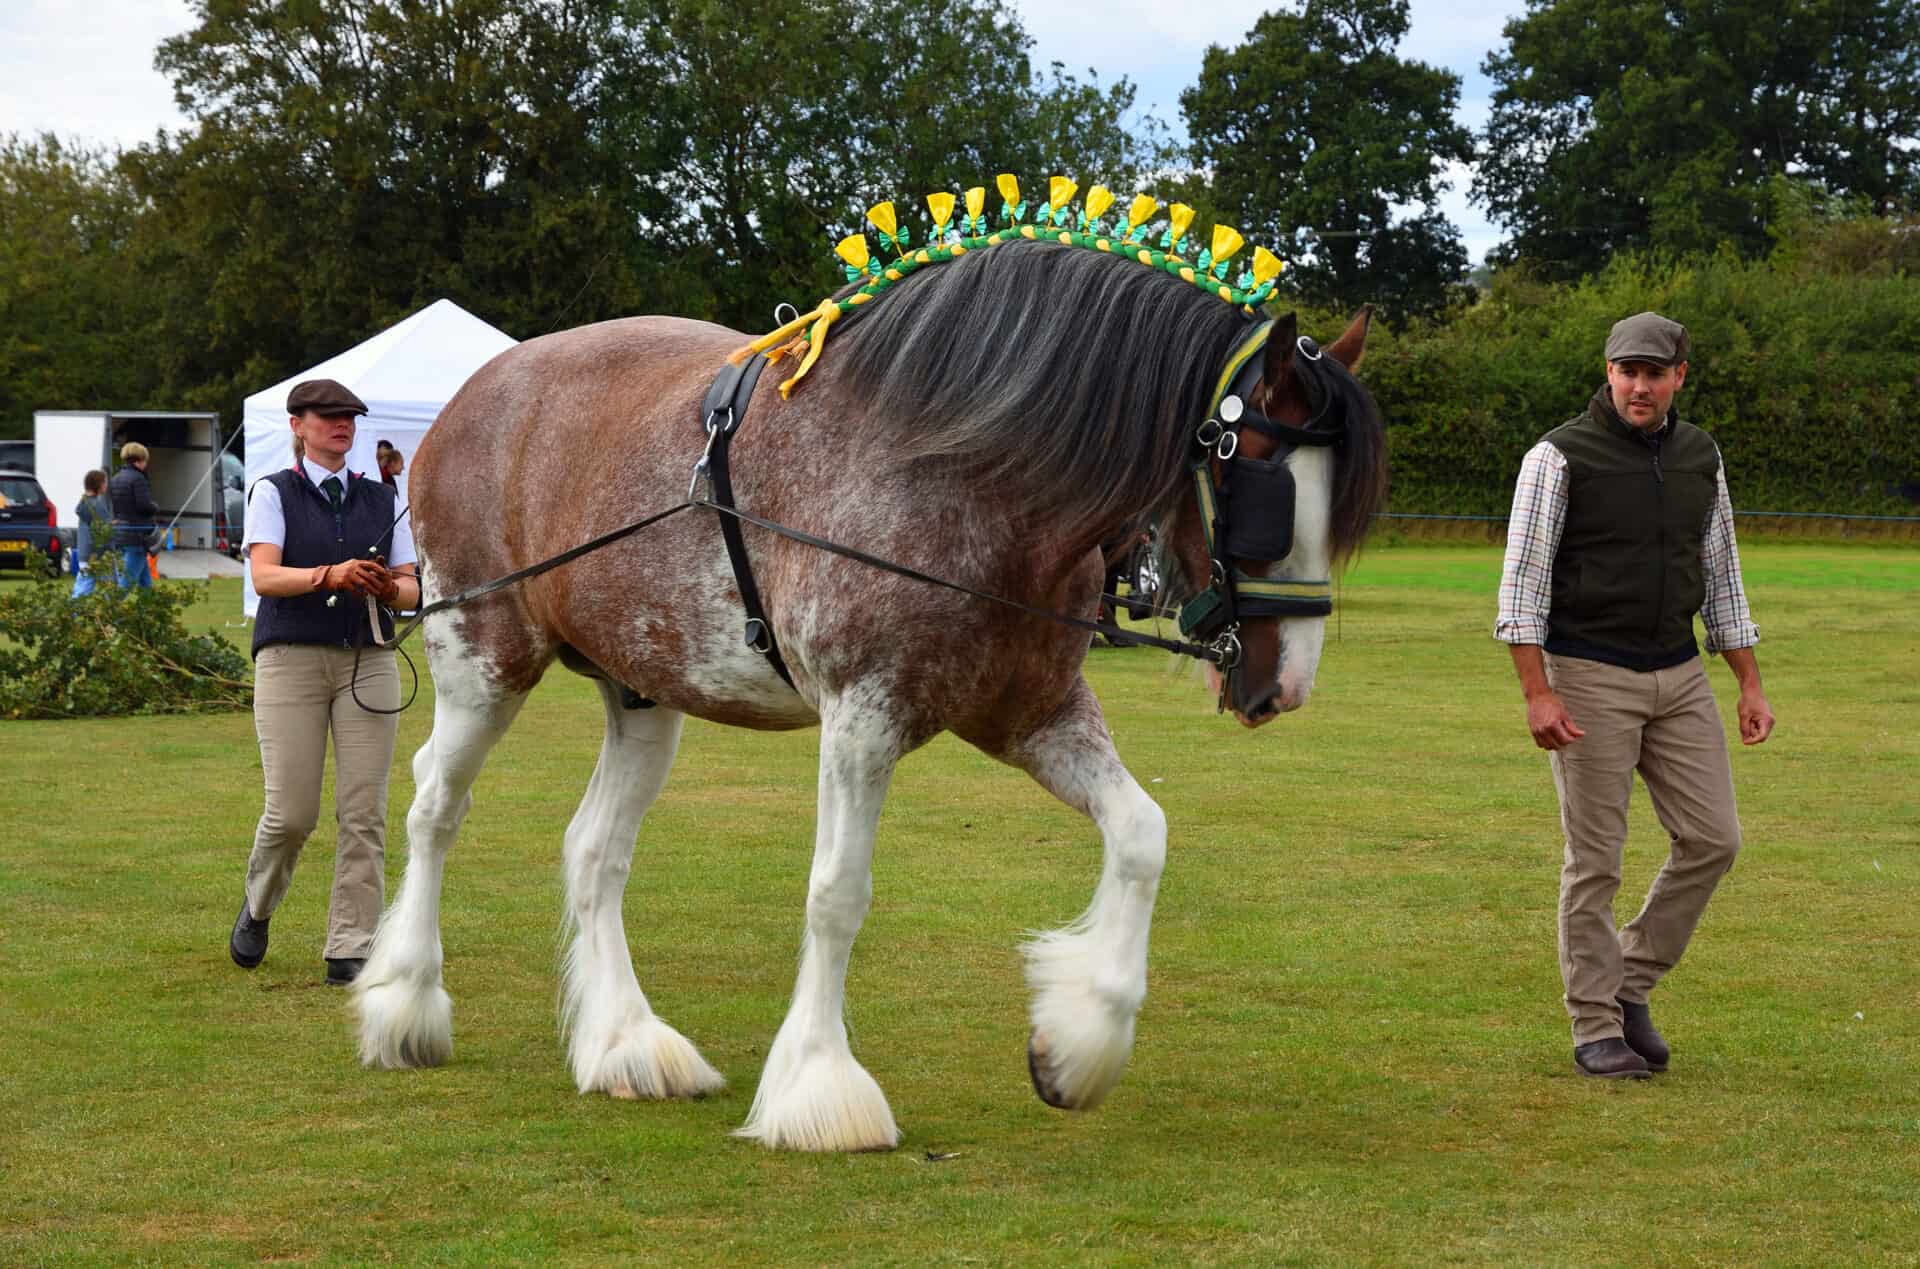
353;238;1387;1151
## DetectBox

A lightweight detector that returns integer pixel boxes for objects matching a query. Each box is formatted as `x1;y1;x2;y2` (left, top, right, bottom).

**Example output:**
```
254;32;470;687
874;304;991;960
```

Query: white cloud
0;0;195;149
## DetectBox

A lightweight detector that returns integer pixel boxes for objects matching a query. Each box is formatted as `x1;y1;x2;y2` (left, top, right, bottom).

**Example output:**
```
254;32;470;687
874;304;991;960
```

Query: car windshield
0;477;44;507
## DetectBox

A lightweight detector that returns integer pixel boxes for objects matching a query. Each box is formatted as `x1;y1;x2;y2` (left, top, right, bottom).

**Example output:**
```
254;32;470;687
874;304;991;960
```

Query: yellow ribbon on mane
728;297;845;397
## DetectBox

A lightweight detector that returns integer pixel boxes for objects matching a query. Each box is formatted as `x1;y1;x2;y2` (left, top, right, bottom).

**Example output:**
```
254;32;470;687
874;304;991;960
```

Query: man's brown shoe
1574;1037;1651;1079
1618;998;1670;1071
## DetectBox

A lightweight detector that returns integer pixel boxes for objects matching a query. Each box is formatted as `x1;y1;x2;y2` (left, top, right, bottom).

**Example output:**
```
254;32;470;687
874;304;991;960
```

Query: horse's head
1159;307;1387;727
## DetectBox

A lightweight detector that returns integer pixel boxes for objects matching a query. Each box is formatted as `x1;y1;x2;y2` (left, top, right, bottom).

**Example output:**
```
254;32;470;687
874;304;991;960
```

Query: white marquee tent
240;298;516;615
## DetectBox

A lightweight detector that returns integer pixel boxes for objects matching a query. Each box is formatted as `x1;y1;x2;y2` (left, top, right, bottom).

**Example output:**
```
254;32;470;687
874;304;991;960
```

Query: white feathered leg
735;699;903;1151
1013;678;1165;1110
562;684;722;1100
354;683;526;1068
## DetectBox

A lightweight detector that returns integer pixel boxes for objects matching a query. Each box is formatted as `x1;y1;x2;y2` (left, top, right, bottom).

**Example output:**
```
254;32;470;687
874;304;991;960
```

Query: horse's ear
1324;304;1373;371
1263;311;1299;385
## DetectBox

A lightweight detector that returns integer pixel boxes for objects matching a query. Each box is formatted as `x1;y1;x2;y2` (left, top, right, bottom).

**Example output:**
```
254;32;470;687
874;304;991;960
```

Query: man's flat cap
1605;312;1690;366
287;378;369;416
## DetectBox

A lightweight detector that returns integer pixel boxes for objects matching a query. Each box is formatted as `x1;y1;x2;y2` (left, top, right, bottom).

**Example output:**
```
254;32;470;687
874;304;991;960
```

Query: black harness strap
698;352;796;690
695;499;1225;662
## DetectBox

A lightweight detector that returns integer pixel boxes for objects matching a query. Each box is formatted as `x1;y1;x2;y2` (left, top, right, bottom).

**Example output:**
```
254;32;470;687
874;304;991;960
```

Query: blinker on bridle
1177;321;1342;706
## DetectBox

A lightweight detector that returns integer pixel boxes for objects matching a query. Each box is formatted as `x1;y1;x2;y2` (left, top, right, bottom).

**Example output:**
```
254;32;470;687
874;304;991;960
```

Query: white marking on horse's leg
562;684;723;1100
735;698;903;1152
353;659;525;1069
1014;680;1165;1111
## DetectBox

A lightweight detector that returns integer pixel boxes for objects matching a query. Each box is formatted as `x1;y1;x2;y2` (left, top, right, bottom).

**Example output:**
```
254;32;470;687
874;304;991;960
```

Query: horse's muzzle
1205;666;1302;727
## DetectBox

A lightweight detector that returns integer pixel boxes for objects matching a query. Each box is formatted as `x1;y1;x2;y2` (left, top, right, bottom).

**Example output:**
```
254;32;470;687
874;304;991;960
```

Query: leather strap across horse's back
697;352;796;690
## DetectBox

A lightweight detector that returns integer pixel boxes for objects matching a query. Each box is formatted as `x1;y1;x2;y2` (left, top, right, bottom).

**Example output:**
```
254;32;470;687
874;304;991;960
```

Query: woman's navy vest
251;469;398;658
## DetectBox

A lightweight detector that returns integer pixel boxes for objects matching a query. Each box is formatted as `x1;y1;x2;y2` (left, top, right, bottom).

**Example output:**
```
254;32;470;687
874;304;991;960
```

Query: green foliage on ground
1;548;1915;1262
0;565;251;719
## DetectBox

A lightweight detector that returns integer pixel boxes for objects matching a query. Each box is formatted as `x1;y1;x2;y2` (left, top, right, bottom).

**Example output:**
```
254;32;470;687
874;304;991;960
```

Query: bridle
1174;320;1344;700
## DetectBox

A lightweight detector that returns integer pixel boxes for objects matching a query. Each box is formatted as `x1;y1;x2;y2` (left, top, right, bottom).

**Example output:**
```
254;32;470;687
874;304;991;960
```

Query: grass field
2;544;1916;1264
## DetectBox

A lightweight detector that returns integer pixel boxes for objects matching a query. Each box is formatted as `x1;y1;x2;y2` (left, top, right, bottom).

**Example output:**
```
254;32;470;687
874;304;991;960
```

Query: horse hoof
1026;1032;1076;1110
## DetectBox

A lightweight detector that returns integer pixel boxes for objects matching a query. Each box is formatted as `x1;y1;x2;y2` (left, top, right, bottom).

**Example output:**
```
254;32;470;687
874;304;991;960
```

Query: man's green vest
1542;386;1721;672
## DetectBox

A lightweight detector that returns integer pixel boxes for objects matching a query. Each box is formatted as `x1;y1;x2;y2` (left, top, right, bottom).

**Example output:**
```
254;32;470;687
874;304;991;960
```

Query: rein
355;494;1229;709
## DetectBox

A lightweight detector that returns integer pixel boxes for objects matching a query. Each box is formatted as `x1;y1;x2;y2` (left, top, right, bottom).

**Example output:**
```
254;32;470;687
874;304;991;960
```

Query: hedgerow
1352;216;1920;516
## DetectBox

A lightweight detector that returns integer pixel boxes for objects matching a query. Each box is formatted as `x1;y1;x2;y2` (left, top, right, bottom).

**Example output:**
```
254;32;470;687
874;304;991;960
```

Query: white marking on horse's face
1215;445;1334;726
1275;447;1334;712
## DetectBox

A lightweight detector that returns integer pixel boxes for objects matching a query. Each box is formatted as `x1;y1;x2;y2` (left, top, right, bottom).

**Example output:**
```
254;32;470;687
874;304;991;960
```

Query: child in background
71;469;112;596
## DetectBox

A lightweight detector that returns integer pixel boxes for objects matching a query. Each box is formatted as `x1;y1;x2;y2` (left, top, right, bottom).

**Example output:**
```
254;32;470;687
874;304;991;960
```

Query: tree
121;0;680;421
120;0;1167;422
0;135;159;437
1180;0;1474;324
1476;0;1920;277
633;0;1173;331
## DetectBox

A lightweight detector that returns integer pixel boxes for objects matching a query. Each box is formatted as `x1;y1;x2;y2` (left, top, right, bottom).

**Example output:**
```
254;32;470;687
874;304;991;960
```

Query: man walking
1496;312;1776;1079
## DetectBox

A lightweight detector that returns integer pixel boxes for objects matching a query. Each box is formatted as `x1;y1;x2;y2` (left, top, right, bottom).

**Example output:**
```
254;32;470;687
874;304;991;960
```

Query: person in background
380;447;404;490
71;469;113;596
1495;311;1775;1080
228;378;420;987
107;442;157;589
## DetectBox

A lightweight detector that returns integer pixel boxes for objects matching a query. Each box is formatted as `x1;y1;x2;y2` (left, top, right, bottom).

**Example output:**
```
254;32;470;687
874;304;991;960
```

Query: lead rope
345;498;701;715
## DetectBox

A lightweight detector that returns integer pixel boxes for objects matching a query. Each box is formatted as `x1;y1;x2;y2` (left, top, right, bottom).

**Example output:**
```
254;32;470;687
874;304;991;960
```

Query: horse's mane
827;238;1257;531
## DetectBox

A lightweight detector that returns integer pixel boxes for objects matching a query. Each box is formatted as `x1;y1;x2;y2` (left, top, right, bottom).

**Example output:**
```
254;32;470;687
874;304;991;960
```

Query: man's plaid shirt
1495;439;1760;652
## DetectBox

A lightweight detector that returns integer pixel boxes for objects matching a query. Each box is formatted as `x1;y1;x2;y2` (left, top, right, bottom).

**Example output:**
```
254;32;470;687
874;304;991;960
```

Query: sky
0;0;1524;264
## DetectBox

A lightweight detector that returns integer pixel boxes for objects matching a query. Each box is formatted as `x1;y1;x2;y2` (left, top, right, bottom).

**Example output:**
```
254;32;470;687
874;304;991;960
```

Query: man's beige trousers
244;643;400;959
1544;653;1742;1045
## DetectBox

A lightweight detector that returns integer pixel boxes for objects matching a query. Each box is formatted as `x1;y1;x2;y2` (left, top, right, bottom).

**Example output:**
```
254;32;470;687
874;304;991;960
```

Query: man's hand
1737;685;1775;746
1527;690;1587;750
1509;643;1585;750
1722;647;1774;746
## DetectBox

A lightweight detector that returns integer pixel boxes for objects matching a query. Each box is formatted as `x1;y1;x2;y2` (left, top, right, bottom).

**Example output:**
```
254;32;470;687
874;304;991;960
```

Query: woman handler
228;378;420;986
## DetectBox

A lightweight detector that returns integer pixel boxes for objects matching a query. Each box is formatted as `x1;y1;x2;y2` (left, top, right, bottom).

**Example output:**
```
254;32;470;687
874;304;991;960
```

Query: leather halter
1175;321;1342;659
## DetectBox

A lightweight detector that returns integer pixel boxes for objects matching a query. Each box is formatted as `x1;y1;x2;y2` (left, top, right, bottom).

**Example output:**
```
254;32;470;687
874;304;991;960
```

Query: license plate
0;539;30;553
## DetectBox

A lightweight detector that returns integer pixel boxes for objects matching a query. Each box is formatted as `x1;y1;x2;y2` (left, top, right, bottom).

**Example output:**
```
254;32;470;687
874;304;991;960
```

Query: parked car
0;440;34;473
0;467;64;574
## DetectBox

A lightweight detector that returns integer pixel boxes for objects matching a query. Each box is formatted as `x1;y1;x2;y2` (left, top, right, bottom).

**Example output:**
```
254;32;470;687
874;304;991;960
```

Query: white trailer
32;410;237;554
